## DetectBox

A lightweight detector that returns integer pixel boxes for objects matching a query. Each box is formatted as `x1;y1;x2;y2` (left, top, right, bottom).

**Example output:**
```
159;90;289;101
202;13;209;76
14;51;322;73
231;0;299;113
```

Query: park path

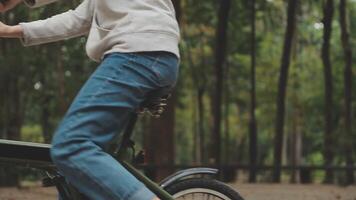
233;183;356;200
0;183;356;200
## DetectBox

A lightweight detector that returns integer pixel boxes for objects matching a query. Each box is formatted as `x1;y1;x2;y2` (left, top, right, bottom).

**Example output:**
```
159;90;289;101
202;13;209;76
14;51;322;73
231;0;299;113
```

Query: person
0;0;180;199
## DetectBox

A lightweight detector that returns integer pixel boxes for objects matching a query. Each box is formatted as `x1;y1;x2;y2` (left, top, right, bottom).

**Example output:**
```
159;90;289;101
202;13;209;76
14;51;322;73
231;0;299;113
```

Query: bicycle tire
165;178;244;200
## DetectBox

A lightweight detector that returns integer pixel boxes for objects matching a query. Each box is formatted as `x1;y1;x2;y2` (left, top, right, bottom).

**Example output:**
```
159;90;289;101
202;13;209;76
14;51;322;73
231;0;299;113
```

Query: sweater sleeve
20;0;93;46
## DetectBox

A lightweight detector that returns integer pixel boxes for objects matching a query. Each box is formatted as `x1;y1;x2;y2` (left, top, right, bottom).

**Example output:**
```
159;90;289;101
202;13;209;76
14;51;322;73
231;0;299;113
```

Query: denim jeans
50;51;179;200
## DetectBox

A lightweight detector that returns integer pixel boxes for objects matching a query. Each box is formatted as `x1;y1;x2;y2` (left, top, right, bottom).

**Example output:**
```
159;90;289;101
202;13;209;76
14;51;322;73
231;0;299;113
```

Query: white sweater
20;0;180;62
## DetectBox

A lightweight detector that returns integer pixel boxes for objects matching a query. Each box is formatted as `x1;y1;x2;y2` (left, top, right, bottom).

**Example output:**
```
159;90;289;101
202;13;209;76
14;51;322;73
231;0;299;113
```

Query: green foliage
21;125;43;143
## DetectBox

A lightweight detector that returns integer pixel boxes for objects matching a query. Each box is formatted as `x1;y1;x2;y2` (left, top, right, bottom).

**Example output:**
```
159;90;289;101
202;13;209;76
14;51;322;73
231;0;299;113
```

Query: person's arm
0;21;22;38
19;0;93;46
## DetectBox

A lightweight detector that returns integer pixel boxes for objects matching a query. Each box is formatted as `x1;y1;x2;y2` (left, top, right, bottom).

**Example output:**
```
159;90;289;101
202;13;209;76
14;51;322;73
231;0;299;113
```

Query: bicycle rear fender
159;167;218;189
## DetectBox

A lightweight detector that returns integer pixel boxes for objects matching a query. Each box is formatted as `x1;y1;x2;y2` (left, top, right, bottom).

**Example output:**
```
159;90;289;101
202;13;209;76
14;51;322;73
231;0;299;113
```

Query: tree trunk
56;43;67;115
197;87;205;164
273;0;298;183
339;0;354;185
193;34;207;165
211;0;231;166
321;0;335;184
290;104;302;183
223;61;230;164
0;20;24;185
148;93;176;181
249;0;258;183
0;64;23;187
41;94;53;143
193;91;198;163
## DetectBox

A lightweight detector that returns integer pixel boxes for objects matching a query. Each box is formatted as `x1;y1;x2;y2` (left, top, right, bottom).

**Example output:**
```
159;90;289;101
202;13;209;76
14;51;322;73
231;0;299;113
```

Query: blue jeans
50;51;179;200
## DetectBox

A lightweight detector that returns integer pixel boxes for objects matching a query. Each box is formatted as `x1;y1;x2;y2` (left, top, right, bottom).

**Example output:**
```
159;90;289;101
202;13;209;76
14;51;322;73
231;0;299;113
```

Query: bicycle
0;92;244;200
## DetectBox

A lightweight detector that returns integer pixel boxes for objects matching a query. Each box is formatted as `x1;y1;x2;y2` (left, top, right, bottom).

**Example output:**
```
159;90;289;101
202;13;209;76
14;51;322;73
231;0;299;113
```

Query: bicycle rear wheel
165;178;244;200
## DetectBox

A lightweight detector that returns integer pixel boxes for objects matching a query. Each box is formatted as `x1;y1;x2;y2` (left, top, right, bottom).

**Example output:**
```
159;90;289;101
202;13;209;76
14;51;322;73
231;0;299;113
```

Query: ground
232;183;356;200
0;183;356;200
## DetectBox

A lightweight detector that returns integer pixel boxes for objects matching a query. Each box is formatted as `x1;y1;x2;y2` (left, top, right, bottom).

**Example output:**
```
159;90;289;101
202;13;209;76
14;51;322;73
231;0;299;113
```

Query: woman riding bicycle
0;0;180;199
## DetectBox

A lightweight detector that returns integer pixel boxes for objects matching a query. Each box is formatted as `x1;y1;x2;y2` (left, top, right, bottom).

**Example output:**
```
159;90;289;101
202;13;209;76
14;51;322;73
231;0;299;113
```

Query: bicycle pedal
42;175;65;187
42;177;56;187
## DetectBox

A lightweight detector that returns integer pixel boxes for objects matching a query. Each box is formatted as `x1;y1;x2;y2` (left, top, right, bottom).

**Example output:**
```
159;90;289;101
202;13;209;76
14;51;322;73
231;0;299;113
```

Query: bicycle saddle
137;92;171;118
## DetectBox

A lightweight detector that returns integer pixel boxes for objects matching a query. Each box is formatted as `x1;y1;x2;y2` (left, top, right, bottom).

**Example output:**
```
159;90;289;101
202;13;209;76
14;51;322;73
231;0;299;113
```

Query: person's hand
0;0;22;13
0;21;22;38
0;21;10;35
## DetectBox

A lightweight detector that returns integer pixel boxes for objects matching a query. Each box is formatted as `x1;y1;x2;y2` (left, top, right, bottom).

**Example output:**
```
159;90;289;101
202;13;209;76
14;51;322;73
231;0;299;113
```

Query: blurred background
0;0;356;197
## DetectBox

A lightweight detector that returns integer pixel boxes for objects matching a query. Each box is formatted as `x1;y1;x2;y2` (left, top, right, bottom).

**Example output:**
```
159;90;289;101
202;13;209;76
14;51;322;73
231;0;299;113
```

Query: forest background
0;0;355;186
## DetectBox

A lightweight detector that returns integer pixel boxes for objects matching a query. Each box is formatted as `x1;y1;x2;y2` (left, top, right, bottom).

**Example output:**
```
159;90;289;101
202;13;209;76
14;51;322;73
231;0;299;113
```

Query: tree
0;9;30;187
273;0;298;182
321;0;335;184
339;0;354;184
249;0;258;183
211;0;231;165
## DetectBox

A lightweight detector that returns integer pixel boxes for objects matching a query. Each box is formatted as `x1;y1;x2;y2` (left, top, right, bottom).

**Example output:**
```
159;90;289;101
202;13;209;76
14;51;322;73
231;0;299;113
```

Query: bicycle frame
0;113;218;200
114;114;174;200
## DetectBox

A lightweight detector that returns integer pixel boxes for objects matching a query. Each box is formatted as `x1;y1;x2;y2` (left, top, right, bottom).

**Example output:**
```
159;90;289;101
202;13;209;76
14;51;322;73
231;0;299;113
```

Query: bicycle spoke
168;178;242;200
175;192;227;200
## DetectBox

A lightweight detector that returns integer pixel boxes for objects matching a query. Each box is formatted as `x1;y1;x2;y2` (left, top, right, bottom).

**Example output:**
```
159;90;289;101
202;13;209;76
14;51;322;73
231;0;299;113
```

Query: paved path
0;183;356;200
233;183;356;200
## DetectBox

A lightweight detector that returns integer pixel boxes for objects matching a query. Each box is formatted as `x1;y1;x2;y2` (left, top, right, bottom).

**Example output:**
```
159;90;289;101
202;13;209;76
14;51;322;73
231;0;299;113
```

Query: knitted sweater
20;0;180;62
